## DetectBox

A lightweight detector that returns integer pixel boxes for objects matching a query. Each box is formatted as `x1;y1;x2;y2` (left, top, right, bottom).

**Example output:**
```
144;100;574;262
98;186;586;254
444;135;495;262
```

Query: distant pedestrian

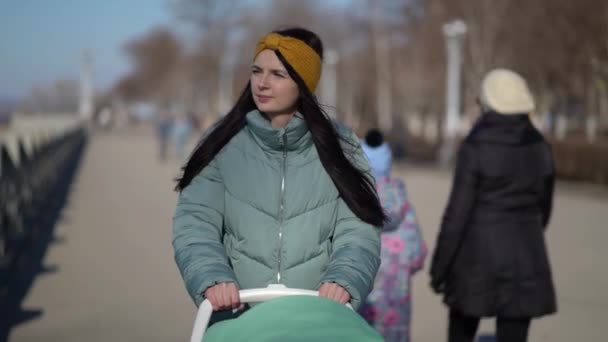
430;69;557;342
173;112;193;160
156;111;173;162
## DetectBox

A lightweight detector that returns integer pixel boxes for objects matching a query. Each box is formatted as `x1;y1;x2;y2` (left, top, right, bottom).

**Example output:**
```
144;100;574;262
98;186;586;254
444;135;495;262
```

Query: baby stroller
190;284;383;342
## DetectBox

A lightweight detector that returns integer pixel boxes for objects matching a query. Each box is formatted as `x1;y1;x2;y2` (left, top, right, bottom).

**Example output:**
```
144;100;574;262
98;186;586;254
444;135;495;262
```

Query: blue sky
0;0;174;99
0;0;390;101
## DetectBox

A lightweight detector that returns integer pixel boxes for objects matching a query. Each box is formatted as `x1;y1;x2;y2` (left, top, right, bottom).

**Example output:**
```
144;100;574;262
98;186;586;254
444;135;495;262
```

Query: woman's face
251;49;300;119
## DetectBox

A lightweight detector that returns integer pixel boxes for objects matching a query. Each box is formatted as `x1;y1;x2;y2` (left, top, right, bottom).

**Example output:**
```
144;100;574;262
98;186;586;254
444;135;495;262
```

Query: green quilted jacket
172;110;381;309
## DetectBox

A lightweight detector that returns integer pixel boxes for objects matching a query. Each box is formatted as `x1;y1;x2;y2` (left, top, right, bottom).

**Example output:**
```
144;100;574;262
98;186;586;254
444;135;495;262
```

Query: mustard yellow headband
254;33;322;93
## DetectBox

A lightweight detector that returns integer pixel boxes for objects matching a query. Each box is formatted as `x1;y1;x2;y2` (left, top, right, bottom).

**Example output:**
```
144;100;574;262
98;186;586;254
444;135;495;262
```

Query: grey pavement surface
8;131;608;341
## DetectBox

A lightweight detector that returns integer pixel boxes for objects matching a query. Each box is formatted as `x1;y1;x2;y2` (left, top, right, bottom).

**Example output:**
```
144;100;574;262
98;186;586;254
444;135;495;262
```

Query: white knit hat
480;68;535;115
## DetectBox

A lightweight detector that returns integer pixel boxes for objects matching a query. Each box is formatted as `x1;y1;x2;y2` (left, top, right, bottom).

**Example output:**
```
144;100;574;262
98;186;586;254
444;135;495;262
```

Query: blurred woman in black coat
430;69;557;342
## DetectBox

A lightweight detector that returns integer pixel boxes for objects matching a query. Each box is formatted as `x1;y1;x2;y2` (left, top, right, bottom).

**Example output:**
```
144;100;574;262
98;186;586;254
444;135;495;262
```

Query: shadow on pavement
0;139;87;342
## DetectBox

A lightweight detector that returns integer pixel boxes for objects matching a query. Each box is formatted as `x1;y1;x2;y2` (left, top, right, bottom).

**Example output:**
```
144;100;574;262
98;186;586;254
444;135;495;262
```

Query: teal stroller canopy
203;295;383;342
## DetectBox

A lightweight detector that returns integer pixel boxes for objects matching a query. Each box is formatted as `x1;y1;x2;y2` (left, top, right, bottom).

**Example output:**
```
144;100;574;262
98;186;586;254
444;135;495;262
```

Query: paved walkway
7;131;608;341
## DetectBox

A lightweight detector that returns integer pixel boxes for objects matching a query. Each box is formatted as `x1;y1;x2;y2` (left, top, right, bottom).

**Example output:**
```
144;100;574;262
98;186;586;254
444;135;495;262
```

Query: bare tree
168;0;238;30
409;0;608;133
114;27;182;107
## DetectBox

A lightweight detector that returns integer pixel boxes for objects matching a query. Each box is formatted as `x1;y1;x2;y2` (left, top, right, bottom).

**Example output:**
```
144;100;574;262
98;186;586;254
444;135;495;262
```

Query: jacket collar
466;111;544;145
245;110;313;151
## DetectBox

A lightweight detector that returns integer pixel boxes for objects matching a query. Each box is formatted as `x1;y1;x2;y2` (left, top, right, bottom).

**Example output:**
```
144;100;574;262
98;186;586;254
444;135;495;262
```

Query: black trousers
448;310;531;342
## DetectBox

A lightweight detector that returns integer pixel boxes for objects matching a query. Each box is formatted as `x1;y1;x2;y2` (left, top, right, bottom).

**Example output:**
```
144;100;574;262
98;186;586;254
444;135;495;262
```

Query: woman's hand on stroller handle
204;282;244;311
318;282;351;304
191;285;355;342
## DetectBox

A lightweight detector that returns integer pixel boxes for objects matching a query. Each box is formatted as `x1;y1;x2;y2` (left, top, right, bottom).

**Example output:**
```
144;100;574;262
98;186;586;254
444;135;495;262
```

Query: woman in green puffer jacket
172;27;386;324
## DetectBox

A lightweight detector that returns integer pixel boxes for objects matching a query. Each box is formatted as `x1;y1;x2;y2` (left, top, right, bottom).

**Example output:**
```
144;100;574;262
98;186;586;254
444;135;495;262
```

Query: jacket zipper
277;134;287;283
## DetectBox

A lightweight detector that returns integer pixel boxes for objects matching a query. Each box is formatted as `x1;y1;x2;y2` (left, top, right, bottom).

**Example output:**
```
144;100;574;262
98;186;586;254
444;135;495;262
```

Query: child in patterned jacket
359;129;427;342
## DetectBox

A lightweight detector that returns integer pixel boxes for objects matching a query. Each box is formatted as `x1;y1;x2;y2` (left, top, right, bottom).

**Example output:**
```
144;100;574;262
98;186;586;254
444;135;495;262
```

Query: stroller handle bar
190;284;353;342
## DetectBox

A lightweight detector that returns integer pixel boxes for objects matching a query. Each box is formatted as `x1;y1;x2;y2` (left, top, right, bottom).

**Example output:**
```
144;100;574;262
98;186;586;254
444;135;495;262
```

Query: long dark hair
175;27;387;227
